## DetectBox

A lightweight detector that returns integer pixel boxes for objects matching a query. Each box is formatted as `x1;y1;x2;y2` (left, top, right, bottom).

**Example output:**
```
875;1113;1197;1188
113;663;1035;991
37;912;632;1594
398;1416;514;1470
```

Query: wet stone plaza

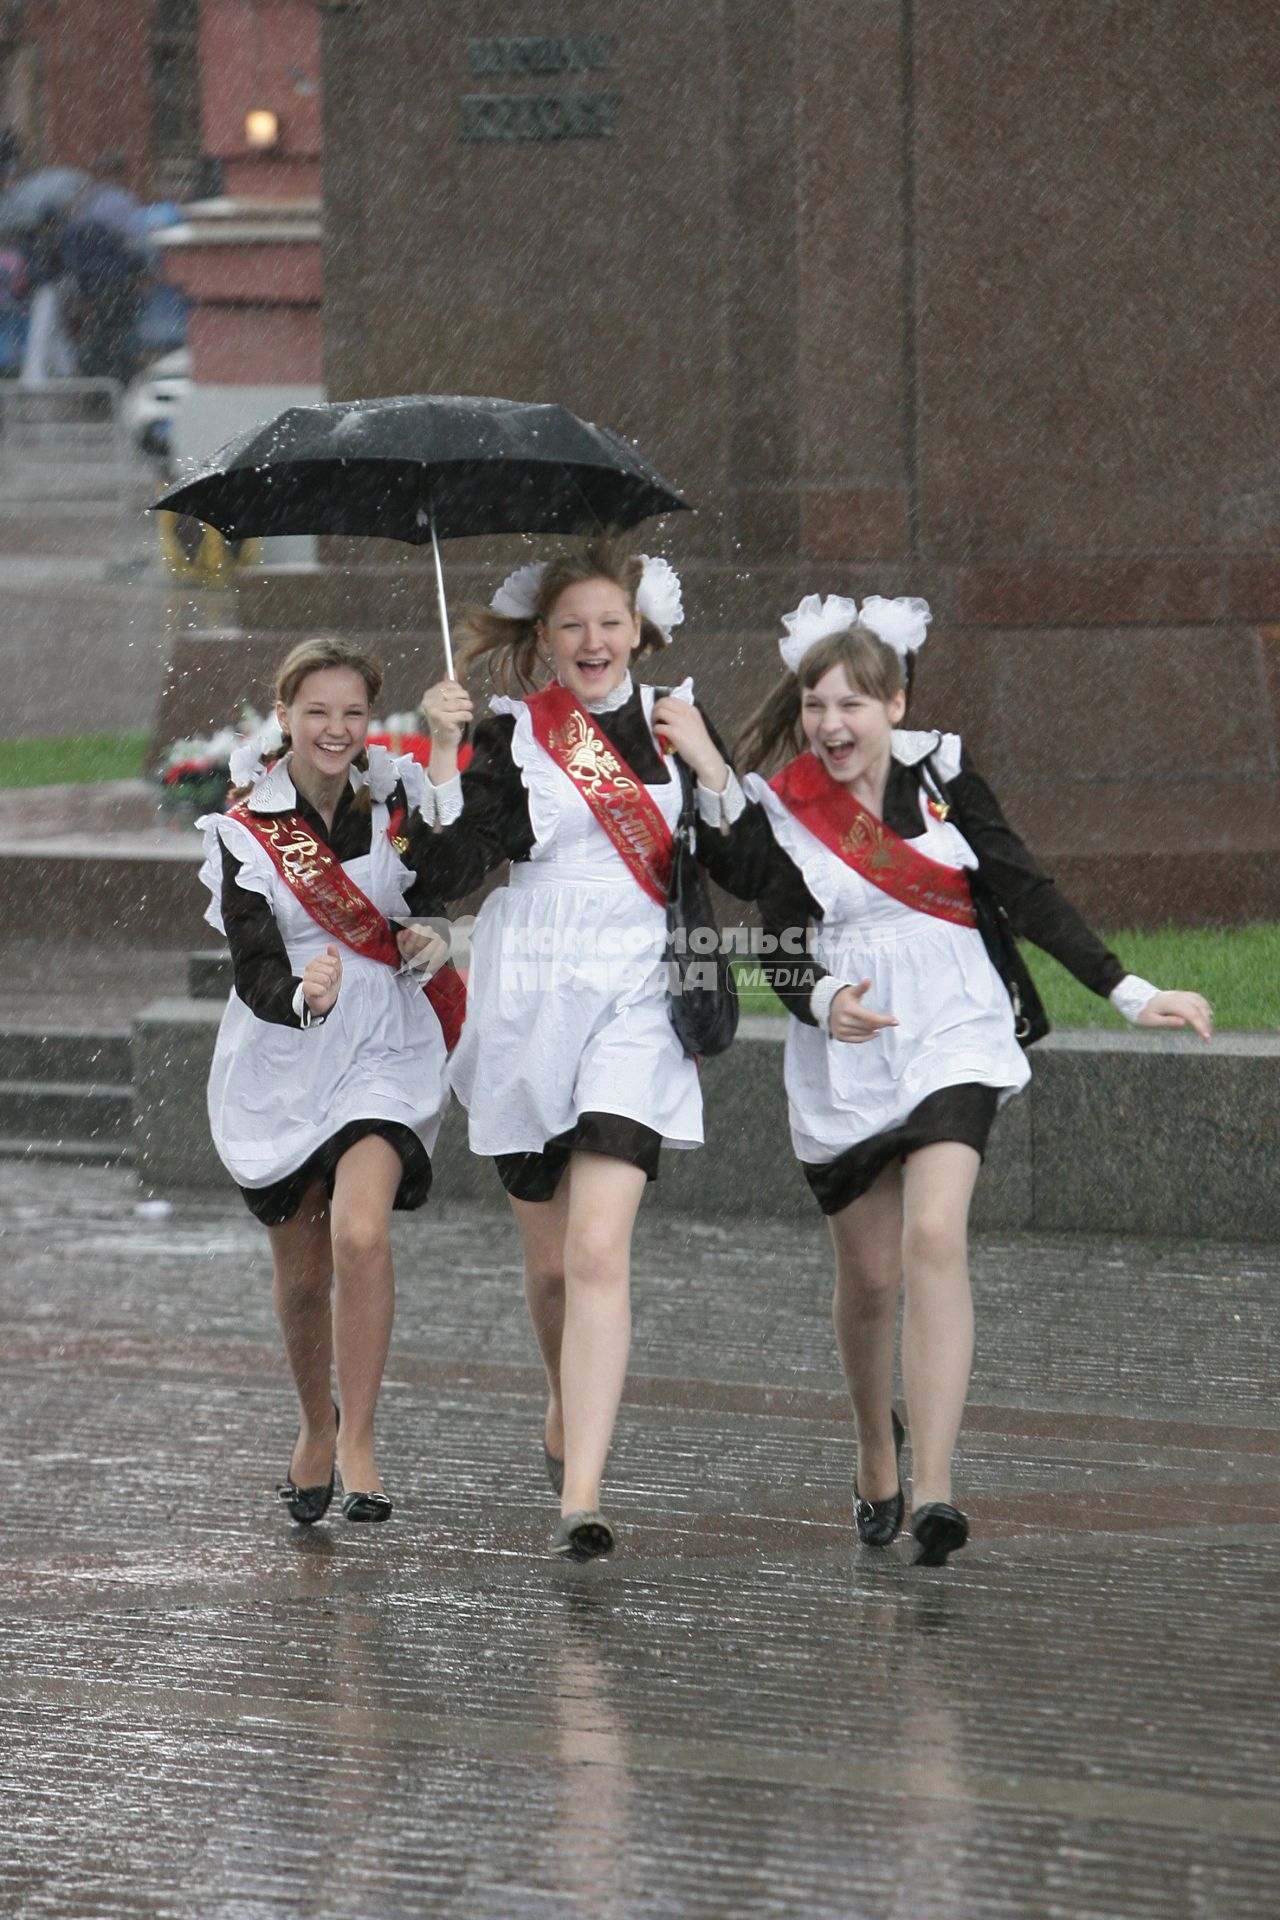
0;1161;1276;1919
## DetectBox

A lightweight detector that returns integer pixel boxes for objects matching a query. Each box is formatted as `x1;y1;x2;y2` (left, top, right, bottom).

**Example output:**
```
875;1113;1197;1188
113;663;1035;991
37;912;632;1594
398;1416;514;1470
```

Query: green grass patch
0;731;151;788
734;923;1280;1031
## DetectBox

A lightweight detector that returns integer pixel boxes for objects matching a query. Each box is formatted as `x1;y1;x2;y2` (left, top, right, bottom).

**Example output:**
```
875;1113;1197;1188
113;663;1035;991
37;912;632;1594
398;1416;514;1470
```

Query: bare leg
328;1134;403;1496
508;1181;571;1461
827;1161;905;1502
266;1183;337;1485
558;1154;648;1515
900;1142;983;1508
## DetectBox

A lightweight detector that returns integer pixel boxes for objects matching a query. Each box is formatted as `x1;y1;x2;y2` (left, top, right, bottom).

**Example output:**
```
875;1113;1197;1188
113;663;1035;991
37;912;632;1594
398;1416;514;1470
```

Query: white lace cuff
423;770;463;827
292;980;328;1029
696;769;746;829
810;975;846;1032
1109;974;1160;1023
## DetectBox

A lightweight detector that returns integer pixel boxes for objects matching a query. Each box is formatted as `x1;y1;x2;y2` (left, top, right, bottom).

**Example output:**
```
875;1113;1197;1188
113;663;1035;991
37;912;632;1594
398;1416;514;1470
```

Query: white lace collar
246;756;298;813
576;670;635;715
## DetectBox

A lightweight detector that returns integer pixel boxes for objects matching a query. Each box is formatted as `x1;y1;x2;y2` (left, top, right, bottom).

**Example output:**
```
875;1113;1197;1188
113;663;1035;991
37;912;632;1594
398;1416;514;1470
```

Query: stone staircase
0;1026;135;1167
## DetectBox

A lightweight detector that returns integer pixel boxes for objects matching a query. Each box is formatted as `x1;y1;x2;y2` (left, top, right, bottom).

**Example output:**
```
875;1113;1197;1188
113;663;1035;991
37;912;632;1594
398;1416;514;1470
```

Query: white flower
858;595;932;660
490;561;548;619
636;554;684;645
778;593;862;673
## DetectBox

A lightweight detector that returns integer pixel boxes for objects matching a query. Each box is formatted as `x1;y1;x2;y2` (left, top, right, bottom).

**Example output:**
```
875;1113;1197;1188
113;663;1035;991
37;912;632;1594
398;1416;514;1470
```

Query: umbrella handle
428;507;455;679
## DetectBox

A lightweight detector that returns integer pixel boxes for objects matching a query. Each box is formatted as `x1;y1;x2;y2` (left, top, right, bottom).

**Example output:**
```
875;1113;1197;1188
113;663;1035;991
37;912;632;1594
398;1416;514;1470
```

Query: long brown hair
736;626;906;773
454;534;668;695
230;634;385;805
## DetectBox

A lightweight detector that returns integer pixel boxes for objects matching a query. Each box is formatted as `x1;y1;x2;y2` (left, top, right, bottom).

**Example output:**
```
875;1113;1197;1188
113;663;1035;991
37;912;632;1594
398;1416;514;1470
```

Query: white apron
745;742;1029;1165
448;682;702;1156
196;752;450;1189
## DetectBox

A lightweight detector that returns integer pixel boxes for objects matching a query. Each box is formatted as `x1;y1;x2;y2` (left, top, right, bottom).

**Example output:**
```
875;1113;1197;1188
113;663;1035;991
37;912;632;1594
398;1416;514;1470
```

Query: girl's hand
651;697;728;790
302;943;342;1016
420;677;473;748
1136;989;1213;1042
396;922;449;980
829;979;898;1044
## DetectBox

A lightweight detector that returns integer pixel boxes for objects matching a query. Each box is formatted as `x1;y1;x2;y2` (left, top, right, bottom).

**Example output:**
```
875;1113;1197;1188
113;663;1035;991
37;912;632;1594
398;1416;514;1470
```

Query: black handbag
665;757;740;1058
921;755;1049;1049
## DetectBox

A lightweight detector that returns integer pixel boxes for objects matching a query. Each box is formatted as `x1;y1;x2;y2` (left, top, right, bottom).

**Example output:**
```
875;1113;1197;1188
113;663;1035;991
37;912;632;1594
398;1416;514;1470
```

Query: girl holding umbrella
732;593;1212;1564
414;537;749;1561
199;635;460;1525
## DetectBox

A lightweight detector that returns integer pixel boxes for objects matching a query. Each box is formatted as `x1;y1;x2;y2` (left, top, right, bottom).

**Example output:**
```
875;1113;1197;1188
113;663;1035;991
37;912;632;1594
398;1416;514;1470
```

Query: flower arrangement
154;708;465;814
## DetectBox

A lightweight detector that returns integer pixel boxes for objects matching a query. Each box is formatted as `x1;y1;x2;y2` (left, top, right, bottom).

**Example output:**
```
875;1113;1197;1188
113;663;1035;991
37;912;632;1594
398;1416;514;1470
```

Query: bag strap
653;684;698;838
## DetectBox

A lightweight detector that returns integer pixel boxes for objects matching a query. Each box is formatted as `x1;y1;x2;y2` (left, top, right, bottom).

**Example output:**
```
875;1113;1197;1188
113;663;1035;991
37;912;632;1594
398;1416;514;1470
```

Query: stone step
0;1078;134;1141
0;1133;133;1167
0;845;206;945
0;1027;132;1084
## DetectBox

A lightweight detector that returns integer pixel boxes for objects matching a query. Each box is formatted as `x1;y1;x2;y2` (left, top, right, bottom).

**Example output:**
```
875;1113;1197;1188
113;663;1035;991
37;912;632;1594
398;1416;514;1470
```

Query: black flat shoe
550;1510;616;1561
543;1442;565;1497
854;1408;906;1547
911;1502;969;1566
341;1490;393;1523
277;1404;339;1525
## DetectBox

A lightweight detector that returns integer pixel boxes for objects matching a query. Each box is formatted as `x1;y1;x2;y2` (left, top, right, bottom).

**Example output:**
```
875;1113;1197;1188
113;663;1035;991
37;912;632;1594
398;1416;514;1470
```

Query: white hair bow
777;593;932;673
490;554;685;646
228;712;284;788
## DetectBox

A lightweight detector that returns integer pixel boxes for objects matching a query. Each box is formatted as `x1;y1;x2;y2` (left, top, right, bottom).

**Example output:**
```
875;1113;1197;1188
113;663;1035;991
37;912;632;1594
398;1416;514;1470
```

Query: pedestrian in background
732;594;1212;1564
197;636;459;1525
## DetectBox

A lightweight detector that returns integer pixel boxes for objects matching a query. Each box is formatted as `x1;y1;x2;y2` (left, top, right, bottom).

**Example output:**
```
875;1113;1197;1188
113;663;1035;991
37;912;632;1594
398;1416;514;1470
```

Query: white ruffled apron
196;751;450;1190
746;758;1029;1166
448;683;702;1157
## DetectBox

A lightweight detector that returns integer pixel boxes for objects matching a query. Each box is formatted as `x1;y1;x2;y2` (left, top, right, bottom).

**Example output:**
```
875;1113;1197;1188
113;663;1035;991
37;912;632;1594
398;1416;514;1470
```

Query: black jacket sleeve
219;843;305;1027
944;749;1126;998
752;837;830;1025
403;715;534;904
684;708;773;894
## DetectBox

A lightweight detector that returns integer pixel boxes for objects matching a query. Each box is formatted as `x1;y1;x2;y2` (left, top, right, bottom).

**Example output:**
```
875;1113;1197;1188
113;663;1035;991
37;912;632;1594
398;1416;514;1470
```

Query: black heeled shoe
853;1408;906;1547
277;1404;339;1526
911;1501;969;1566
550;1510;616;1561
341;1490;393;1524
543;1442;565;1497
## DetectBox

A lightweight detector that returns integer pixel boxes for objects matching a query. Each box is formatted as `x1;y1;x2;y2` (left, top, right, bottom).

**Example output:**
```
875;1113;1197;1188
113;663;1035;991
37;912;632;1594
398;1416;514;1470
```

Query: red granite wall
302;0;1279;923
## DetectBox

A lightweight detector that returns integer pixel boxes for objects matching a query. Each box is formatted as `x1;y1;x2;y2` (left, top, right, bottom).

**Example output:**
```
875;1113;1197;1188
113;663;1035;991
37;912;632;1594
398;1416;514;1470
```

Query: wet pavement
2;1159;1277;1919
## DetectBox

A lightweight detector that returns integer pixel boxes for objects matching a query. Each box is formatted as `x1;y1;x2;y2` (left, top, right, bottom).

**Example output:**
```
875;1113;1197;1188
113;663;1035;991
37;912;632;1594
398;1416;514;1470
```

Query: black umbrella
153;393;691;673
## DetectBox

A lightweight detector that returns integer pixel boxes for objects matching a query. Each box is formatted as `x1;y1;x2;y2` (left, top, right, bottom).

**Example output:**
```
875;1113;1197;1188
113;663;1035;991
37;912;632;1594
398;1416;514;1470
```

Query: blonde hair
454;534;668;695
230;634;385;805
736;626;906;773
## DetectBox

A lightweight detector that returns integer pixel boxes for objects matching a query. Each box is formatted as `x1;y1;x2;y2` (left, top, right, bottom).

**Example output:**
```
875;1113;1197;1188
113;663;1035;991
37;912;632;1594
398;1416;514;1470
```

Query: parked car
122;345;191;464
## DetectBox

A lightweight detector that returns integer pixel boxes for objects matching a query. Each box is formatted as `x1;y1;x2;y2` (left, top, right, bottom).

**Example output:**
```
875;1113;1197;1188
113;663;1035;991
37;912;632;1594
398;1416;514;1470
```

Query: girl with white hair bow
408;536;753;1563
731;594;1212;1565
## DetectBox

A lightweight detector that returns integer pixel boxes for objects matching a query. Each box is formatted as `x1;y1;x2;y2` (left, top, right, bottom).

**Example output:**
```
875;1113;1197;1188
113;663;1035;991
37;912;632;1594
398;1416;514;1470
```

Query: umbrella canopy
0;167;90;239
154;393;692;675
153;393;691;545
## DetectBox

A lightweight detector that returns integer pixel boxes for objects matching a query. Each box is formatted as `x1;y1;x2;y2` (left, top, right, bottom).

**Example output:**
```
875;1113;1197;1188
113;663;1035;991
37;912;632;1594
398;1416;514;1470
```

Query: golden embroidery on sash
261;815;324;884
549;710;640;799
842;813;897;871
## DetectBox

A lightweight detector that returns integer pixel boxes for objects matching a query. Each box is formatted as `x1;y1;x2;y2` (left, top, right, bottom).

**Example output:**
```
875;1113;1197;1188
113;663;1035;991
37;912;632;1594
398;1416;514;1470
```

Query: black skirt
801;1083;1000;1217
237;1119;433;1226
494;1110;663;1204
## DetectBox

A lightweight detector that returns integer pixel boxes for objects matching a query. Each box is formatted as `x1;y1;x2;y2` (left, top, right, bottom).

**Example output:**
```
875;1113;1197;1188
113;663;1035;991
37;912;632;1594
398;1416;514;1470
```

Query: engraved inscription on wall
468;35;615;74
461;33;620;144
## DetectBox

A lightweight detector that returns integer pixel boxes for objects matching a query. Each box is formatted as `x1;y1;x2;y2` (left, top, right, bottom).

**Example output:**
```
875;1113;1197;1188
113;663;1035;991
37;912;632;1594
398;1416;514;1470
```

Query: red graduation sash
524;684;674;908
770;753;977;929
226;803;466;1052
